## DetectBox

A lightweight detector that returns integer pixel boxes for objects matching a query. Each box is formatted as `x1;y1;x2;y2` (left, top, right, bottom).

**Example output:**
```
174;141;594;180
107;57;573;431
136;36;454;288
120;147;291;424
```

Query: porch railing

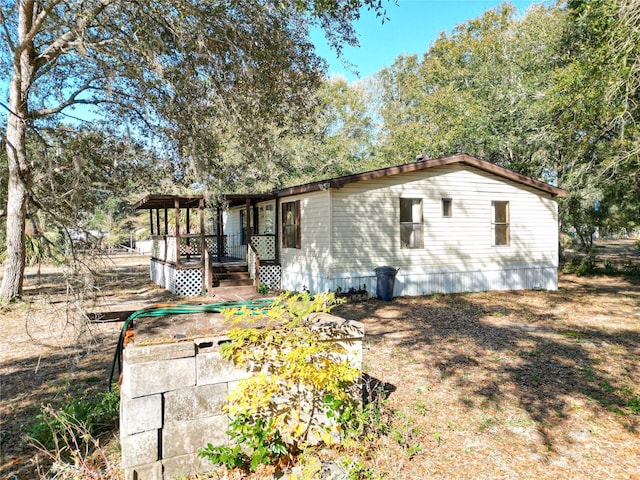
151;233;250;264
250;234;276;261
248;234;276;285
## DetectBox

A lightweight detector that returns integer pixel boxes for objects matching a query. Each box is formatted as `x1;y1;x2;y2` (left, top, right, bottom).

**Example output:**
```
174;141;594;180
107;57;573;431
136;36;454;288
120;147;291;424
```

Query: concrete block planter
120;313;363;480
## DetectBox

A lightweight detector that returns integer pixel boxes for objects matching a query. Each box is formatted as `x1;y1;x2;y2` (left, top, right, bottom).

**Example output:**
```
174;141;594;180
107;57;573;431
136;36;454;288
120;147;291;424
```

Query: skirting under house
150;259;204;296
279;264;558;297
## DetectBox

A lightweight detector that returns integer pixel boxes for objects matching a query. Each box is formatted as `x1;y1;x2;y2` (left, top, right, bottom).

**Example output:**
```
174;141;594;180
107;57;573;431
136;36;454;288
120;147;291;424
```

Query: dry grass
1;248;639;479
0;254;175;479
333;274;640;479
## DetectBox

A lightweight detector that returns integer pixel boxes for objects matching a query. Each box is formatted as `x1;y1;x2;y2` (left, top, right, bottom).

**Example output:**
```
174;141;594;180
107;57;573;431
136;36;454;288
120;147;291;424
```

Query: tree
376;4;566;178
372;1;639;254
550;0;640;247
0;0;389;302
272;76;380;186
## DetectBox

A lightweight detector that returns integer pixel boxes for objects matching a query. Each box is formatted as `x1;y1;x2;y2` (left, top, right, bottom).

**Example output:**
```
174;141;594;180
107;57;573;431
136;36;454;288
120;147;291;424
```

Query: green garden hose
109;299;275;390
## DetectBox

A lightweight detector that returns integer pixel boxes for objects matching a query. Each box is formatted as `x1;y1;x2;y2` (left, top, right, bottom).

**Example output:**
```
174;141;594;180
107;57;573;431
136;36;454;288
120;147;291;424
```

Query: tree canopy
0;0;390;301
2;0;639;301
373;1;640;250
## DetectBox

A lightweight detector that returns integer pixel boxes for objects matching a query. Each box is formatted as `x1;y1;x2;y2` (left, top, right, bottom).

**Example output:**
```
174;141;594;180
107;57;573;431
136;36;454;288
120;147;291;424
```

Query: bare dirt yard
1;242;639;479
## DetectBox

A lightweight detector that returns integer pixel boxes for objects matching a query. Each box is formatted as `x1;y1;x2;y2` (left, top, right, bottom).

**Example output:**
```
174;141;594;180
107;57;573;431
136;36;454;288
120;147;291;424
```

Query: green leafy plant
627;396;640;414
199;413;288;471
343;459;380;480
202;292;360;472
28;388;120;479
29;387;120;451
258;282;269;295
405;443;423;460
31;405;120;480
390;411;424;457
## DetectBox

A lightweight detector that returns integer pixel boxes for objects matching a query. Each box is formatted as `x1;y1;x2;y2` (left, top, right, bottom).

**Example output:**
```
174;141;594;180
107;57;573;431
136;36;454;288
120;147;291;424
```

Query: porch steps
212;264;254;287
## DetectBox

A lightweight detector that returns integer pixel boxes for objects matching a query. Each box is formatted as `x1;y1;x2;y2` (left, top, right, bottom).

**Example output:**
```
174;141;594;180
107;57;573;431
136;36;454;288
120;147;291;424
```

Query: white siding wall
326;164;559;295
279;191;332;293
277;164;560;296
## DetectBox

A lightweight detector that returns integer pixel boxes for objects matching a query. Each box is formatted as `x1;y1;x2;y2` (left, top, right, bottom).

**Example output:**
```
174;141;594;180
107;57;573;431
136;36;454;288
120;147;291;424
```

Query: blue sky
1;1;541;117
311;0;543;82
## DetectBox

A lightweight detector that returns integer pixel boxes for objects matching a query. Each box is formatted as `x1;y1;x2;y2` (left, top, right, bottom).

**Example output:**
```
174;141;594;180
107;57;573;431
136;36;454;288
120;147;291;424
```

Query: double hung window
400;198;424;249
492;201;510;246
282;201;301;249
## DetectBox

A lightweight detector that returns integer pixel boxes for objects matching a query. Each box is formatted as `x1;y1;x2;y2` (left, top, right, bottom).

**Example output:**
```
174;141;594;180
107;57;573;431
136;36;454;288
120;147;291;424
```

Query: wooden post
274;198;280;264
174;198;181;269
149;210;154;236
156;209;161;237
216;204;224;263
164;207;168;235
186;206;191;260
253;204;259;235
199;198;206;295
162;207;168;262
245;198;251;246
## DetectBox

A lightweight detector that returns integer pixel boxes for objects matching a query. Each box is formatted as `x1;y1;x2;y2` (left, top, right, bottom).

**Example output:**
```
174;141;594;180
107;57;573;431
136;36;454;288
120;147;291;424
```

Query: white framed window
400;198;424;249
282;200;300;249
442;198;452;218
492;201;510;246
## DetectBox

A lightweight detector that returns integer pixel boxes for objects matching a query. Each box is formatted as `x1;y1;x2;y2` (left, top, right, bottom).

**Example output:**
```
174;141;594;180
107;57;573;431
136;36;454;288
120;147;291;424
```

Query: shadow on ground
336;275;640;447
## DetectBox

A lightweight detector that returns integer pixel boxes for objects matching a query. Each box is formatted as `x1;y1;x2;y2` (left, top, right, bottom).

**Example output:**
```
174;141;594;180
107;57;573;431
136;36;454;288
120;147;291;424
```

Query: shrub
563;256;595;275
199;413;288;472
28;388;120;479
199;292;361;472
29;387;120;451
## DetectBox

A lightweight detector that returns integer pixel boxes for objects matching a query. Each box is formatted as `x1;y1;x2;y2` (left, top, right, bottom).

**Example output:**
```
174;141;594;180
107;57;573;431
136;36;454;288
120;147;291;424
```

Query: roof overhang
276;153;568;198
132;194;204;210
135;154;567;211
133;193;275;210
224;194;275;208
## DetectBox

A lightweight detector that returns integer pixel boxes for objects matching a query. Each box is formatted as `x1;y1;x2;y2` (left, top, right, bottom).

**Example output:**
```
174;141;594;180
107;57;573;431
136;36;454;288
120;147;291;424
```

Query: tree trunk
1;90;30;301
1;3;35;302
1;161;28;301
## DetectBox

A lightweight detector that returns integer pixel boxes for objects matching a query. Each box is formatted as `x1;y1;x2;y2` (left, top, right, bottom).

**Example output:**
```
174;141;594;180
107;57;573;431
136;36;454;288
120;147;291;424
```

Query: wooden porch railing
248;235;276;288
150;233;276;294
248;243;261;287
151;234;249;264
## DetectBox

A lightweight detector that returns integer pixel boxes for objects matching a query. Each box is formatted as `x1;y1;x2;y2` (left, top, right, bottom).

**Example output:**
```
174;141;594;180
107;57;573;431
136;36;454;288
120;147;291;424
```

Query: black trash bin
375;266;399;301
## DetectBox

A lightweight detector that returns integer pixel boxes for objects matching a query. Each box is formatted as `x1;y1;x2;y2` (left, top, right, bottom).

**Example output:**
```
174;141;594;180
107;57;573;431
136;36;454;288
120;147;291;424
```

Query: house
135;153;567;298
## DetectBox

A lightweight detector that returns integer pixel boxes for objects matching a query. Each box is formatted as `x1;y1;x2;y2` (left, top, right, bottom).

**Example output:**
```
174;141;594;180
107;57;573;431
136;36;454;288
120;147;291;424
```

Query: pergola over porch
133;193;278;296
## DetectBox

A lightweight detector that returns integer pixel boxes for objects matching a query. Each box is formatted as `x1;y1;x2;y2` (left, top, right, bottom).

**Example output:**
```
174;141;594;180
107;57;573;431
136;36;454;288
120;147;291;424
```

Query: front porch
134;194;281;296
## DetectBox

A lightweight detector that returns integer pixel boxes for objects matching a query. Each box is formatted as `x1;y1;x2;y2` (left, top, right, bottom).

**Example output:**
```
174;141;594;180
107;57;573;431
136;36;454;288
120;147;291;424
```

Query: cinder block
120;393;162;436
307;313;365;340
336;339;363;370
162;414;228;459
121;356;196;398
164;383;227;423
124;461;162;480
162;453;213;479
123;341;195;364
196;351;250;386
121;429;159;469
